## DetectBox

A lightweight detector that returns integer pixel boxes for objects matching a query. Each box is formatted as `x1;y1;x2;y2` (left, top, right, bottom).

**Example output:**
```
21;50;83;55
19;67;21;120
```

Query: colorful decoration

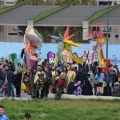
72;53;83;64
49;24;82;63
23;26;42;67
9;53;17;63
48;34;62;42
47;51;55;63
8;53;21;68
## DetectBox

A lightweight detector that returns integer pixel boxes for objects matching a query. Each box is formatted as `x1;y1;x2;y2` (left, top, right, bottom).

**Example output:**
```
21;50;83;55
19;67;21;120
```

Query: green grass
1;99;120;120
88;5;120;23
34;4;69;23
0;5;22;14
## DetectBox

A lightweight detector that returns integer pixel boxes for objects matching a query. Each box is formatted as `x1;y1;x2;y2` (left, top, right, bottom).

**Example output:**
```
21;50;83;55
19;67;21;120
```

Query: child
0;105;9;120
24;113;31;120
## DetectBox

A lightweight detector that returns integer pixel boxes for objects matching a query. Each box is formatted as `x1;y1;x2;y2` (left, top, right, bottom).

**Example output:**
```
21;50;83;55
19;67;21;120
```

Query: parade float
21;26;42;67
48;24;82;64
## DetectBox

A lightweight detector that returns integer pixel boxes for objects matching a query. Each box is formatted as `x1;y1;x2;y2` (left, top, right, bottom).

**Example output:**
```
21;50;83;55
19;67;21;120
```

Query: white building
96;0;120;6
6;0;17;5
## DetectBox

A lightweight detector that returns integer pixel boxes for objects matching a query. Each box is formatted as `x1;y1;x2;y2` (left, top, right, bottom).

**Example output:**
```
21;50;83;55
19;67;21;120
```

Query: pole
19;66;25;114
4;0;6;5
106;0;109;81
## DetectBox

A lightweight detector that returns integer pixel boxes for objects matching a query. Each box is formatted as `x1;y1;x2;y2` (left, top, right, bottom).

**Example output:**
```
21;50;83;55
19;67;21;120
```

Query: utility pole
106;0;109;81
4;0;7;42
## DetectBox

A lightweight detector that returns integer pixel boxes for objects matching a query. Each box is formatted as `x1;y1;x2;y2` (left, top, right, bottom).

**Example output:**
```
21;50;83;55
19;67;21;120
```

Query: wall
0;42;120;69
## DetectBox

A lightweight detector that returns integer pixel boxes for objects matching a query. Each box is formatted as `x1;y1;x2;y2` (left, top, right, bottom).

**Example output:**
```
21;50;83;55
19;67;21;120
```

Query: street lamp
106;0;109;81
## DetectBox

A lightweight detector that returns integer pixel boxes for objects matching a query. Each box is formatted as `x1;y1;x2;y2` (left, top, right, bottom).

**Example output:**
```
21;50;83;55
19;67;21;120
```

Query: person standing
6;67;15;97
0;63;4;90
67;66;76;88
15;69;22;97
44;66;52;98
29;67;37;99
34;65;46;99
95;68;104;96
0;105;9;120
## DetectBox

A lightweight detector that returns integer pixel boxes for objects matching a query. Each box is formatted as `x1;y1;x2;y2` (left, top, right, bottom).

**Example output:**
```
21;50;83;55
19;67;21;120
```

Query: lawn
0;98;120;120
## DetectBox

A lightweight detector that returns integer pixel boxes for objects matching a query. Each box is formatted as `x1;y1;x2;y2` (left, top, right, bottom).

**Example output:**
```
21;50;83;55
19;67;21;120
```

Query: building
6;0;17;5
96;0;120;6
0;0;20;42
0;0;16;5
0;5;120;43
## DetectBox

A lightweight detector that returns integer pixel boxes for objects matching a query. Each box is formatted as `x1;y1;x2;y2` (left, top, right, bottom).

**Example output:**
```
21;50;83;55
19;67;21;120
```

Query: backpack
113;85;120;93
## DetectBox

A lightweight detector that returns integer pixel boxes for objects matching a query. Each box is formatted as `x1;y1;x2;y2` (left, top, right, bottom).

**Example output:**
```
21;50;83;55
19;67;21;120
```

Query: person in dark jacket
15;69;22;97
44;66;52;98
6;67;15;97
75;68;86;85
103;83;112;96
82;80;93;95
82;62;89;75
0;63;4;89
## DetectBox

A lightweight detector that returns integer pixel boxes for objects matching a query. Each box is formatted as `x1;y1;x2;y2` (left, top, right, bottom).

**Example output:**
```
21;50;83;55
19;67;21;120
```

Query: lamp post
106;0;109;81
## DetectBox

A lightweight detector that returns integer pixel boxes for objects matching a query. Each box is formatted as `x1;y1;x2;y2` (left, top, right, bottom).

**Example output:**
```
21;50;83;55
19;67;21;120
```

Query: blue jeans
0;88;7;95
7;82;15;97
0;80;4;89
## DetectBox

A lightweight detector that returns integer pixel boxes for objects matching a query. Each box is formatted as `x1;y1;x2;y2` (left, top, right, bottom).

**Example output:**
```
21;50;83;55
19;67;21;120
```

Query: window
114;1;117;5
115;35;119;38
8;33;17;35
104;33;110;38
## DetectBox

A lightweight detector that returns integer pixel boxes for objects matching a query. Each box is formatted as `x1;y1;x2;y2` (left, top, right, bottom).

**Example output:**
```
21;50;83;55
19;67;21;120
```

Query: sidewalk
0;91;120;100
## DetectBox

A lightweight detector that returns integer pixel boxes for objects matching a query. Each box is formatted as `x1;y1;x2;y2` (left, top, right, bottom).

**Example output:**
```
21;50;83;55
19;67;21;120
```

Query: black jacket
45;70;52;83
6;70;14;83
103;86;112;96
75;71;86;84
15;72;22;86
82;81;93;95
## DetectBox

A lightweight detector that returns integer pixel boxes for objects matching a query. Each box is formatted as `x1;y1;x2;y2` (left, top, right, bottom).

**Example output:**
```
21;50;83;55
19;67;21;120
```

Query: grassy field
0;98;120;120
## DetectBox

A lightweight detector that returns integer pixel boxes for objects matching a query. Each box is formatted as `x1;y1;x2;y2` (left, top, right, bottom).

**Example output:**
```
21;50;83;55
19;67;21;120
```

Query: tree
16;0;45;5
81;0;96;5
45;0;53;5
54;0;63;5
37;0;45;5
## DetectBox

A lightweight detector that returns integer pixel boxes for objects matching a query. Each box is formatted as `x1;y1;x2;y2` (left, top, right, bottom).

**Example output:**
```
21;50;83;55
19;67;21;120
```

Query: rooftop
0;5;120;26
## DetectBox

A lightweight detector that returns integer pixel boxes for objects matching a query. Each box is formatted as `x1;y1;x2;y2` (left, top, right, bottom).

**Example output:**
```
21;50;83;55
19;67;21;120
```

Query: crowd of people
0;58;120;99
